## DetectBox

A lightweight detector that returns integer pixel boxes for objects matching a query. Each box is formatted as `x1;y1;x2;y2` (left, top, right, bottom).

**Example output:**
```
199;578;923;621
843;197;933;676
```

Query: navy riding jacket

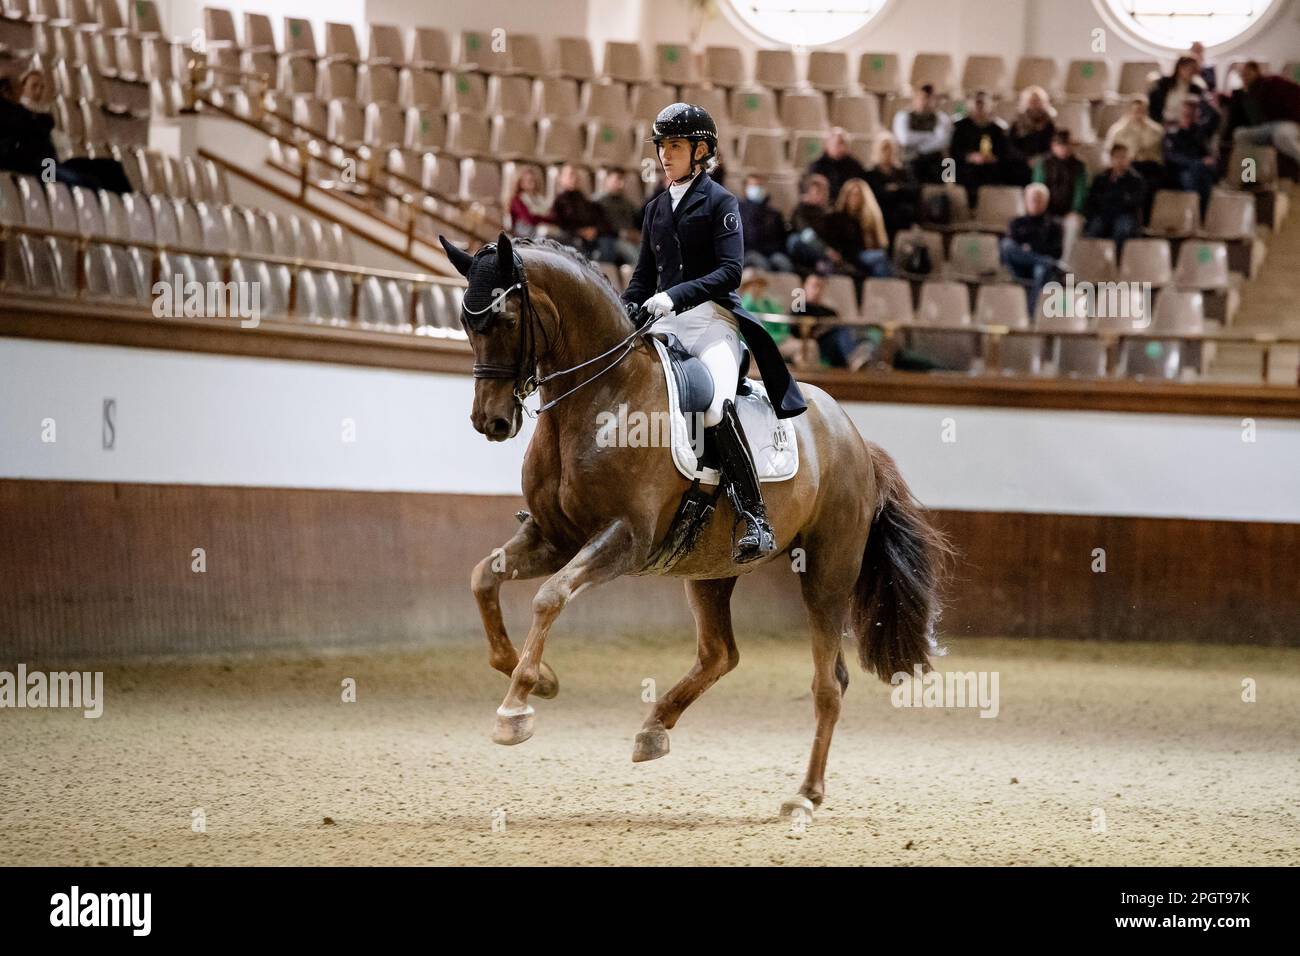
622;172;807;419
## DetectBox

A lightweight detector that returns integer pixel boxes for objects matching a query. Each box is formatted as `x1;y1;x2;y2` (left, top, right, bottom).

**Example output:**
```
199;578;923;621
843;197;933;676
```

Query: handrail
192;79;500;247
757;311;1300;382
0;220;467;329
196;94;497;254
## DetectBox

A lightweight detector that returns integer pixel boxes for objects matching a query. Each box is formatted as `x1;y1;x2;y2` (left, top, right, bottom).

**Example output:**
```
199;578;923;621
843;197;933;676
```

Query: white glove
642;292;675;319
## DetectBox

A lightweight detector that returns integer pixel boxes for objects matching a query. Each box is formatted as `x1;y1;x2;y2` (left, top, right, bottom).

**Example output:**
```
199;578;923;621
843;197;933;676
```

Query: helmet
650;102;718;163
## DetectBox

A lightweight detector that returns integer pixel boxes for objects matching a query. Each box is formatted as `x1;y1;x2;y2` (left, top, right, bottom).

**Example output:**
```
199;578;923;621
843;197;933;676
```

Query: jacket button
657;265;662;272
655;243;661;251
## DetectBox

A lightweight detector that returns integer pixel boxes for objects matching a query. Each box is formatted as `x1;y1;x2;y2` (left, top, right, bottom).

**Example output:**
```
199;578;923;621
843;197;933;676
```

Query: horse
439;232;950;818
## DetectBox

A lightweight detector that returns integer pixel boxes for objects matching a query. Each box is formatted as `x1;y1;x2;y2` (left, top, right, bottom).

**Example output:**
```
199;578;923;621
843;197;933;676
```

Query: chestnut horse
441;233;949;818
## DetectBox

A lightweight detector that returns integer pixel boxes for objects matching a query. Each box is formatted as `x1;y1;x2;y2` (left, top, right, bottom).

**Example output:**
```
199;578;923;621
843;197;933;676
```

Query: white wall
4;338;1298;523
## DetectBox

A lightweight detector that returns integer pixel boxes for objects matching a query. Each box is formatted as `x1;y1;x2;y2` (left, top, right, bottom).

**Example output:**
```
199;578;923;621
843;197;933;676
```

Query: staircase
1207;184;1300;386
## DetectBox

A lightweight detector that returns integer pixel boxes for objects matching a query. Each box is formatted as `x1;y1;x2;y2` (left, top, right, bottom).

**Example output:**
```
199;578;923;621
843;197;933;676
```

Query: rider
623;102;808;564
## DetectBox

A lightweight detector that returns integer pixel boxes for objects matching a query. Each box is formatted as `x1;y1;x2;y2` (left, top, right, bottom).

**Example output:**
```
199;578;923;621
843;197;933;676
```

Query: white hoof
492;705;535;746
780;795;816;820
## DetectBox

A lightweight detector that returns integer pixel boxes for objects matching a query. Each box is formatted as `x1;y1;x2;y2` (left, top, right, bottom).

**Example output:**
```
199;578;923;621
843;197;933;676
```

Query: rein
461;249;652;419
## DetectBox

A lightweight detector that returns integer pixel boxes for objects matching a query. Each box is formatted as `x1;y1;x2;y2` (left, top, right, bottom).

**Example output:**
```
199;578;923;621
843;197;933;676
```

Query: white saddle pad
651;337;799;485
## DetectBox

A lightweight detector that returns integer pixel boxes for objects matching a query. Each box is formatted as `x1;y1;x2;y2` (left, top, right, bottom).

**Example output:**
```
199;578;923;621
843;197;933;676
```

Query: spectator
508;166;553;238
18;68;47;112
1104;97;1166;184
1227;61;1300;166
807;126;870;200
796;273;856;368
739;267;801;362
0;72;56;176
1163;97;1218;214
1188;41;1216;93
820;177;893;280
737;174;793;272
951;90;1012;205
785;173;839;274
891;83;952;183
1000;183;1063;310
592;168;640;265
1008;85;1057;182
1032;129;1089;216
1149;56;1210;128
1084;143;1145;248
865;133;920;239
551;163;618;262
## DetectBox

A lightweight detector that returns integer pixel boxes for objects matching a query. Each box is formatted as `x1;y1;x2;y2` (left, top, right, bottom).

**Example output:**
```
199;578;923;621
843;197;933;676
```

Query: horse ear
495;232;514;275
438;235;474;277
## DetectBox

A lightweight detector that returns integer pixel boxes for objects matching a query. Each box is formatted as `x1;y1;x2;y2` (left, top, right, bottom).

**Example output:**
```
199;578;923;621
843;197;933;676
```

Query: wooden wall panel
1;480;1297;662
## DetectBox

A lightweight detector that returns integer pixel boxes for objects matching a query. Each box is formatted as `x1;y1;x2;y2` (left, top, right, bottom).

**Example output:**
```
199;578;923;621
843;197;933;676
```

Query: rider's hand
642;292;675;319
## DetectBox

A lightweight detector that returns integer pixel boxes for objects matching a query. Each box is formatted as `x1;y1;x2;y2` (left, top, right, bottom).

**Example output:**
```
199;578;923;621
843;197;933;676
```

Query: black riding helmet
649;102;718;171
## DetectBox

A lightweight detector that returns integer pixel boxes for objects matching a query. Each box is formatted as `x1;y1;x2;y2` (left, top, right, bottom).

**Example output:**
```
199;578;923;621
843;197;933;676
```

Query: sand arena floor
2;635;1297;866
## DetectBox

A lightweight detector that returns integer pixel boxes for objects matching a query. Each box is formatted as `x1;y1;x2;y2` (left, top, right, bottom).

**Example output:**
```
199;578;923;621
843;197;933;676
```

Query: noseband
459;244;651;417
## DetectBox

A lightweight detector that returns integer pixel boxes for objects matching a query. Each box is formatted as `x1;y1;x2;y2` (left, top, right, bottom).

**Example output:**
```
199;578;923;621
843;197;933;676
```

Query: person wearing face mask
622;102;807;564
737;174;793;273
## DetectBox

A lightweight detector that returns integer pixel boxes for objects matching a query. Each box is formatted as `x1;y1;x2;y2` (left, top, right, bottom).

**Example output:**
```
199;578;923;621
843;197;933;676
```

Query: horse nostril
487;417;511;438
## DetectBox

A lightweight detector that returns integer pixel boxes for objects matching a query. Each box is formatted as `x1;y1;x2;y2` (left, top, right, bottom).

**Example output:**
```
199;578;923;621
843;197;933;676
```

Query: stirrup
732;508;776;563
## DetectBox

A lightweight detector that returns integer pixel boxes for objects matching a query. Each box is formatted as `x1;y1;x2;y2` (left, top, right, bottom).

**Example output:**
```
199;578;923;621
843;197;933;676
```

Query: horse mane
513;237;625;315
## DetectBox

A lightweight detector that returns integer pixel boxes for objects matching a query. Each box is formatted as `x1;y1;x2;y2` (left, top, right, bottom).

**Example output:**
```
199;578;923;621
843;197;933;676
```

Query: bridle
460;244;652;418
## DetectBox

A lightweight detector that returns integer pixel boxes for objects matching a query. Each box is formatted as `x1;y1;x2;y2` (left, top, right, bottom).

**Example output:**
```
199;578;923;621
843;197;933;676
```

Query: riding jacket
623;172;808;419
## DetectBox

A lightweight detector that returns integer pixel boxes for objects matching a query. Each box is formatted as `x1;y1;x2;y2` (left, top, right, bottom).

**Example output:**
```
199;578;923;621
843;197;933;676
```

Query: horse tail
851;443;953;682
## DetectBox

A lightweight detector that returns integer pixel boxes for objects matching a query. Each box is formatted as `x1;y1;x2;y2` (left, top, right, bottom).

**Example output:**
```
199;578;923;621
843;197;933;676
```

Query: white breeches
653;302;743;427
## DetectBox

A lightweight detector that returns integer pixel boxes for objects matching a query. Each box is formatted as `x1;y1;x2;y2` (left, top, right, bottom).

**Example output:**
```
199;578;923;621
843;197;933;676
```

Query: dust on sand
2;635;1297;865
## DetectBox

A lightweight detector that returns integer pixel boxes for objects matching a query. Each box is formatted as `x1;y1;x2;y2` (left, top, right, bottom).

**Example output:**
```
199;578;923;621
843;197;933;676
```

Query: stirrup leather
710;399;776;563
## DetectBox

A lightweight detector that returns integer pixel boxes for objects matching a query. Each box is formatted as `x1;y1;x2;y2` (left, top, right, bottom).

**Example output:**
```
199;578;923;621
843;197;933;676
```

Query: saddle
642;333;799;572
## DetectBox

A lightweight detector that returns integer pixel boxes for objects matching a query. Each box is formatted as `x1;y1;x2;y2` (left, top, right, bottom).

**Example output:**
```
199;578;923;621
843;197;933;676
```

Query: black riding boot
708;399;776;564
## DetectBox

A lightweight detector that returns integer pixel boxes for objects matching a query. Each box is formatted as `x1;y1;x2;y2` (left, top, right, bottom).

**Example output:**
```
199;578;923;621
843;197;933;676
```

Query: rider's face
659;138;703;182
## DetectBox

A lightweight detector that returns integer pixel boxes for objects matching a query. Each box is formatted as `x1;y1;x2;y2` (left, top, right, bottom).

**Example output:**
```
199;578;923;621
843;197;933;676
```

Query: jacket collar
671;171;710;222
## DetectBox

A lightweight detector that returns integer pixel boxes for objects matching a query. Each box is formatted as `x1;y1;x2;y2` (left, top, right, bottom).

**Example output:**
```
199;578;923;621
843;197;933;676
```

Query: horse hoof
534;661;559;700
632;728;670;762
491;706;535;746
779;795;816;820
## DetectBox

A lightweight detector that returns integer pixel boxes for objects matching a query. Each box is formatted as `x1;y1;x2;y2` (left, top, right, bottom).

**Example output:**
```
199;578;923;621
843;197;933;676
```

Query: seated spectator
951;91;1012;205
0;71;130;192
1032;129;1089;216
1163;97;1218;214
1008;85;1057;183
865;133;920;239
1084;143;1145;248
1000;183;1063;309
1104;97;1165;181
739;267;800;362
785;173;839;274
796;273;855;368
738;173;794;272
819;177;893;281
1188;41;1216;94
551;163;621;263
508;166;553;238
0;72;56;176
592;168;640;265
892;83;952;184
807;127;870;201
1149;56;1210;129
18;68;47;113
1226;61;1300;167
